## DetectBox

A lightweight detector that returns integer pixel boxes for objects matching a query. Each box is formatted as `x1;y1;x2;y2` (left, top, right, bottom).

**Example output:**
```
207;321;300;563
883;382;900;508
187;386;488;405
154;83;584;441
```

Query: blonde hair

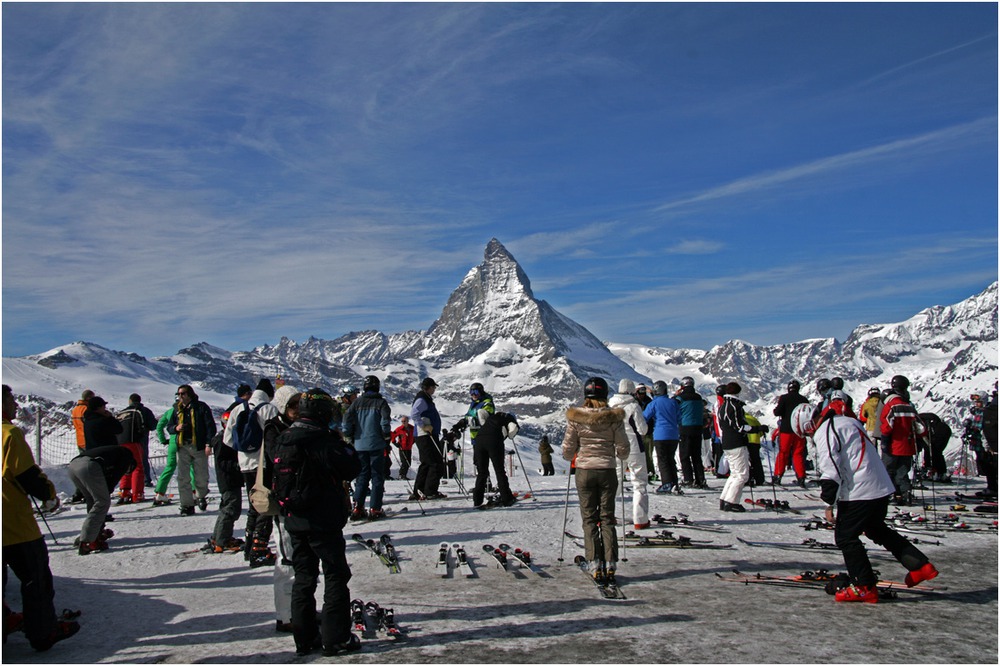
583;398;608;409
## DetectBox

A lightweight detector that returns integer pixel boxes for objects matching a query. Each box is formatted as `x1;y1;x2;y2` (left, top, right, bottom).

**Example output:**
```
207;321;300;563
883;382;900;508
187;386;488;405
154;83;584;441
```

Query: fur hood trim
566;406;625;426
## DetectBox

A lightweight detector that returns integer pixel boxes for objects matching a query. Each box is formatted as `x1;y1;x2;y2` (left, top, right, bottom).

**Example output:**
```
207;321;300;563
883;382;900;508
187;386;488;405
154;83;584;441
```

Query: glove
42;497;61;513
420;417;434;434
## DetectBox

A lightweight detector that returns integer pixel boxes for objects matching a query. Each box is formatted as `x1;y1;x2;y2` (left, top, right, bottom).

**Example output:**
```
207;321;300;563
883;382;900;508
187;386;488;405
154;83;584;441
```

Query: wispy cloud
860;32;997;86
666;240;724;255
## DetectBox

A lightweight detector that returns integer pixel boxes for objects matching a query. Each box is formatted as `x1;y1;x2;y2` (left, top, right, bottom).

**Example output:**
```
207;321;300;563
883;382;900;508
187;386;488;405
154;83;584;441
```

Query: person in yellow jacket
2;384;80;652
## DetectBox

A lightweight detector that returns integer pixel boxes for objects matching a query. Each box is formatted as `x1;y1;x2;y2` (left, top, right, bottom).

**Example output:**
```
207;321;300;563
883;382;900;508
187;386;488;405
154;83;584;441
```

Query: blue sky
3;3;997;359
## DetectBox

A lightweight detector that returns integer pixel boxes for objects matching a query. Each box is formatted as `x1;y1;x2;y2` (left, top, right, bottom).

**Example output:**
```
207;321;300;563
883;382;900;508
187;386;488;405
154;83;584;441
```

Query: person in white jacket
790;403;939;603
610;379;650;529
224;382;279;565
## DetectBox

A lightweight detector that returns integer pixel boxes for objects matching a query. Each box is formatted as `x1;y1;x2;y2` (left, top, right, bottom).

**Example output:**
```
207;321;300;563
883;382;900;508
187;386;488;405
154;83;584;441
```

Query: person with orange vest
69;390;94;502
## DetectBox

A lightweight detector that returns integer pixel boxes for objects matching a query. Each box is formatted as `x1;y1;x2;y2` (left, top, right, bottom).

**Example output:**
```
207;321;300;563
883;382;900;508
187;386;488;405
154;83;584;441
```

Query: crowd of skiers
559;372;998;601
4;371;997;655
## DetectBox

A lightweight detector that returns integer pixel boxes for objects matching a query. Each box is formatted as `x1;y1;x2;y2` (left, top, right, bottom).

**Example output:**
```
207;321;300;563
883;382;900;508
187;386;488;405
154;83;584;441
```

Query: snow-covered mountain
3;239;996;443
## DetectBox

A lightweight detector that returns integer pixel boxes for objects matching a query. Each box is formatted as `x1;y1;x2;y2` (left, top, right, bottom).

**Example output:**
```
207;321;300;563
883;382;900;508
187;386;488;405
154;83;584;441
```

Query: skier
207;411;244;554
2;384;81;651
471;409;518;508
465;382;495;486
116;393;158;491
67;444;136;554
642;380;681;494
609;379;650;528
771;380;809;487
561;377;629;583
878;375;925;505
82;396;123;450
917;412;952;482
858;387;882;441
389;416;415;480
717;382;767;512
269;388;362;657
68;389;94;503
410;377;446;500
343;375;392;521
982;389;998;499
167;385;216;517
789;402;939;603
224;380;279;564
676;377;709;489
260;384;301;633
151;405;196;506
538;435;555;476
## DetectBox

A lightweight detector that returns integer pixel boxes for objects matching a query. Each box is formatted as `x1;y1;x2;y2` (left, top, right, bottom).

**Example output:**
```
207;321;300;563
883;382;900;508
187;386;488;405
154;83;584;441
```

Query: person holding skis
642;380;681;494
610;379;650;528
3;384;81;651
410;377;446;500
562;377;629;584
772;380;809;487
789;402;938;603
269;388;361;657
343;375;392;522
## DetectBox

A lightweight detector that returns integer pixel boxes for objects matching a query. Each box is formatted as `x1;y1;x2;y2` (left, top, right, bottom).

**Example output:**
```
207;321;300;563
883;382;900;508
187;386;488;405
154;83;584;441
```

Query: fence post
35;409;43;465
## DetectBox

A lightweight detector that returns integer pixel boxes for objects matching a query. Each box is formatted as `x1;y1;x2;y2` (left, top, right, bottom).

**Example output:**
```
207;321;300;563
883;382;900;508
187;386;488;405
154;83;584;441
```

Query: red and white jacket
879;393;924;457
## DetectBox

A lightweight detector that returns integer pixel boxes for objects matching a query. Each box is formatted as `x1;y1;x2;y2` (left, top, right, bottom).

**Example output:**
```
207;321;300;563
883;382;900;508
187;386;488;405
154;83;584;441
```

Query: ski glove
42;497;61;513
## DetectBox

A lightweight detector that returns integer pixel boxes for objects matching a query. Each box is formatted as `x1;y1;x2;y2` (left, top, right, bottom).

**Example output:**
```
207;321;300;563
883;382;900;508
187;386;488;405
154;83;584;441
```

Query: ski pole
509;437;536;499
389;448;425;515
619;460;628;563
557;468;573;562
764;437;778;506
30;495;59;546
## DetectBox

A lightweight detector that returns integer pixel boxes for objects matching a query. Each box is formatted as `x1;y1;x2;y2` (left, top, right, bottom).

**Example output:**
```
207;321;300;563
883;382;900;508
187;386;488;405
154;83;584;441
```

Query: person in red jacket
879;375;925;505
389;416;415;480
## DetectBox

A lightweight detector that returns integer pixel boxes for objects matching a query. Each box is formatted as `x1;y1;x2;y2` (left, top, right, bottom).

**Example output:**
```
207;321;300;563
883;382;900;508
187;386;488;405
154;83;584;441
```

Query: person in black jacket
167;385;216;516
471;410;519;508
82;396;123;450
207;412;243;553
269;388;361;657
771;380;809;487
66;445;135;554
117;394;159;486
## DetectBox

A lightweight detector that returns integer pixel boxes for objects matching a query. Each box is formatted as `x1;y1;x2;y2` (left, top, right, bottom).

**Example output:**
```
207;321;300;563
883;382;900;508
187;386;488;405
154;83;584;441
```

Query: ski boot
350;505;368;522
152;493;172;507
248;538;276;568
905;562;939;587
29;619;80;652
78;539;109;556
834;584;879;603
367;508;385;521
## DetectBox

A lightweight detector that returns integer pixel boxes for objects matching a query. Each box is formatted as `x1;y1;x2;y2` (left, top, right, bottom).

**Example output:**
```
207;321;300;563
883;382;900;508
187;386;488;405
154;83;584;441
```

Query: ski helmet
363;375;380;393
583;377;609;401
831;377;845;391
680;376;695;389
868;387;880;398
652;380;669;396
816;378;832;395
299;388;335;424
726;381;742;395
341;385;359;397
890;375;910;393
789;402;816;438
715;385;726;396
787;380;801;393
470;382;485;399
826;391;850;415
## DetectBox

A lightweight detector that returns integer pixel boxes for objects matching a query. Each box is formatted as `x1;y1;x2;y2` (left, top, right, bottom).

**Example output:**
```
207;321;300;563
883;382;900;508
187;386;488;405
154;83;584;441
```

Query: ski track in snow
4;466;997;664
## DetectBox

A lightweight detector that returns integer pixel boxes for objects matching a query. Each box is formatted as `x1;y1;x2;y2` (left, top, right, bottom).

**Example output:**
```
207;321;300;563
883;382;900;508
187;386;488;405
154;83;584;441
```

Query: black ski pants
746;442;765;486
397;448;412;478
413;435;444;496
653;439;678;487
679;426;705;485
212;457;243;545
287;528;352;652
472;439;512;506
835;495;928;587
880;452;913;497
2;537;56;647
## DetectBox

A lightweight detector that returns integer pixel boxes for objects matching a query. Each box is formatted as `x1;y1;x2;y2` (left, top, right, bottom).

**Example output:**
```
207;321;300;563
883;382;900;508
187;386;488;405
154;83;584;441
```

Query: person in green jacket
152;407;195;505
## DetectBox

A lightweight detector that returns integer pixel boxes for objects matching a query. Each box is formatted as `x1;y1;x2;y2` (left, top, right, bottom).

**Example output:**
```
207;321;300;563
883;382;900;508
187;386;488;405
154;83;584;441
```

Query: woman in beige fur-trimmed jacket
562;377;630;581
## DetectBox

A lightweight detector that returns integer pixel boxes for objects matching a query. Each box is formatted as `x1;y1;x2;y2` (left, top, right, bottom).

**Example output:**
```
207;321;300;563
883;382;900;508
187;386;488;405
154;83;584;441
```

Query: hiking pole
509;437;536;500
620;460;628;563
389;448;425;515
557;469;573;562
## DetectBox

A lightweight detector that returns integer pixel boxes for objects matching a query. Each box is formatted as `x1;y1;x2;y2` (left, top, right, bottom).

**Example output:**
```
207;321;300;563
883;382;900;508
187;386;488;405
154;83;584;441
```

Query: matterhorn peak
478;238;535;300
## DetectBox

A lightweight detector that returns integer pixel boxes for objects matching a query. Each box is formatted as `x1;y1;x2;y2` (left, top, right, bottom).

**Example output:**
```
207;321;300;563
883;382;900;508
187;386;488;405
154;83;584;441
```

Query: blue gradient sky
3;3;997;358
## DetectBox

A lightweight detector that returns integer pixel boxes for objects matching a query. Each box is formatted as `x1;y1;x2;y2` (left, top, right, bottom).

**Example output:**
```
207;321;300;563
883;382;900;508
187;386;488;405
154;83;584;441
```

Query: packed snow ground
4;460;998;665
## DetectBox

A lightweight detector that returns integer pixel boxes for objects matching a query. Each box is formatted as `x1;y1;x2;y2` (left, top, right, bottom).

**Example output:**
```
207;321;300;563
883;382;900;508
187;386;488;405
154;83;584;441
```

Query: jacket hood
249;389;271;408
566;406;625;427
272;385;300;414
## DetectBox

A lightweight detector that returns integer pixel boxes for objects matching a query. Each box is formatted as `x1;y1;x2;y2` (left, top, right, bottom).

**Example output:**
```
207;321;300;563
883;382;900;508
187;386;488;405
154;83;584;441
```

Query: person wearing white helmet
609;379;651;529
790;403;938;603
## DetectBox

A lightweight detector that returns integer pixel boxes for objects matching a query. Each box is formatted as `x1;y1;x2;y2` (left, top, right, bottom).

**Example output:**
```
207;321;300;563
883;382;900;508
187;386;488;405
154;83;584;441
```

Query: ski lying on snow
719;568;944;592
651;514;729;533
573;556;626;600
744;498;802;514
352;533;401;573
482;544;512;572
364;601;404;638
452;543;475;578
624;531;731;549
736;536;840;551
498;543;543;575
436;542;450;577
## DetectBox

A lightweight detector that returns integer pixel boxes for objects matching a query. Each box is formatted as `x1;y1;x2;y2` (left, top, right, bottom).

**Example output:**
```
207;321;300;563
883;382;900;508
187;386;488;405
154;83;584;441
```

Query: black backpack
116;408;146;444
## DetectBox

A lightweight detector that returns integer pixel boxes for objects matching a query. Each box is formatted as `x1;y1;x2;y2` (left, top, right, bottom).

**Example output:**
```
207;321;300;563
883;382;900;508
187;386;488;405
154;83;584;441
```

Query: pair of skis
717;568;943;594
744;497;802;514
437;543;474;578
481;544;542;575
623;530;732;549
350;599;402;638
352;534;401;573
573;556;626;600
651;513;730;533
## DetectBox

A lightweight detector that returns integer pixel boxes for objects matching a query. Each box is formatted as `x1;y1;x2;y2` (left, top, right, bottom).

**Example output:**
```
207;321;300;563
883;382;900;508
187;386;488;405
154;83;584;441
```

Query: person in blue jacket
643;380;681;494
343;375;392;521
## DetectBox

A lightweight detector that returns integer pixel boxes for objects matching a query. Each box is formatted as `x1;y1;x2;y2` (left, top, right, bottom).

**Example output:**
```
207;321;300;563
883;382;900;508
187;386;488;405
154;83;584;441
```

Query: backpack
116;408;145;445
232;400;266;453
